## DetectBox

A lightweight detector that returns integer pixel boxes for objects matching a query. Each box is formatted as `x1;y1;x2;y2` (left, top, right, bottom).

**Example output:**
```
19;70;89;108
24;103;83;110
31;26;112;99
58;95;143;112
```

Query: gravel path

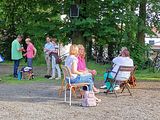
0;64;160;120
0;81;160;120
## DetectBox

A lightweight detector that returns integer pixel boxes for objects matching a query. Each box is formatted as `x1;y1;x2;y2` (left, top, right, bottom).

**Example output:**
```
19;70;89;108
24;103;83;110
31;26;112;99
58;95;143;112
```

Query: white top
65;55;78;79
111;56;134;81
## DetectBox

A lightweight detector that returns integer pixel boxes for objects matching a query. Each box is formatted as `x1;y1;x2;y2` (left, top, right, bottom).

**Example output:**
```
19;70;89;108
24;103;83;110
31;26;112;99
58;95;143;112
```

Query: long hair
69;44;79;56
78;44;86;58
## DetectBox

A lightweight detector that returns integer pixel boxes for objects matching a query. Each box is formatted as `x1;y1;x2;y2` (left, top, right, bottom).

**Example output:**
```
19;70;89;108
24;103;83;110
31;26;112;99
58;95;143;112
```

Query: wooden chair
60;65;89;106
106;66;136;97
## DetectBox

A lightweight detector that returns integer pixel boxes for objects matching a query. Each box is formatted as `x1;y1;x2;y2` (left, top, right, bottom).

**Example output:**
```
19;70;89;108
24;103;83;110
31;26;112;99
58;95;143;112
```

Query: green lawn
0;60;160;85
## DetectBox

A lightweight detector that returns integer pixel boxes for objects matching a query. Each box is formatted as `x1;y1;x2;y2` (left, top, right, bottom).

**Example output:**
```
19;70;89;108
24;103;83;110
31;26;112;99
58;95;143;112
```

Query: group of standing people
44;36;61;80
11;35;36;78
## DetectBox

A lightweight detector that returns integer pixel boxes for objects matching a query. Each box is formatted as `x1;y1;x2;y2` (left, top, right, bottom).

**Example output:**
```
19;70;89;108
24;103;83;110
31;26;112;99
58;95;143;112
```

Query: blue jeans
13;60;20;77
27;58;33;67
70;73;94;91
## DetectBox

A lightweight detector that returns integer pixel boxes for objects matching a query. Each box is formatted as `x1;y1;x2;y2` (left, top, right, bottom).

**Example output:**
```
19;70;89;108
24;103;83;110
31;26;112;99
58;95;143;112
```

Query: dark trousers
13;60;20;77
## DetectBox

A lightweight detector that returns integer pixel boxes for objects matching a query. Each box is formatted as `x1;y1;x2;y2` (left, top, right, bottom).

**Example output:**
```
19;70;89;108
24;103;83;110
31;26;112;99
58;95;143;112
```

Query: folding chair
106;66;136;97
61;65;89;106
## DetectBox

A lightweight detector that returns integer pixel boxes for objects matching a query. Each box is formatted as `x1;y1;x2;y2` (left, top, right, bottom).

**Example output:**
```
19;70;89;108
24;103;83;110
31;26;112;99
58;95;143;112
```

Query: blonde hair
69;44;79;56
78;44;86;58
25;38;31;42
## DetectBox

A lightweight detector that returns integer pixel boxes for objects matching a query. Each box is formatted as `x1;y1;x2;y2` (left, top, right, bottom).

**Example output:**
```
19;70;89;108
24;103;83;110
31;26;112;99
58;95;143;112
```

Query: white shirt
65;55;78;79
111;56;134;81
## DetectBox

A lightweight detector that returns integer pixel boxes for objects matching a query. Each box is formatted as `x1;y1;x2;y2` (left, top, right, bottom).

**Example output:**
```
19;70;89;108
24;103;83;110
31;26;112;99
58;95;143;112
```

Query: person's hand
33;54;36;58
82;71;88;74
78;72;83;75
22;48;26;52
44;48;49;52
19;48;24;51
23;53;27;57
48;51;52;54
92;70;97;75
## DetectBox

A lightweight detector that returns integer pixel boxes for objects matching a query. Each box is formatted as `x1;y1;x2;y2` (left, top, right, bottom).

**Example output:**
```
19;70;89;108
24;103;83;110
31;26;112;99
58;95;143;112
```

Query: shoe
114;85;120;91
100;85;107;89
55;77;61;80
44;75;51;78
49;76;55;79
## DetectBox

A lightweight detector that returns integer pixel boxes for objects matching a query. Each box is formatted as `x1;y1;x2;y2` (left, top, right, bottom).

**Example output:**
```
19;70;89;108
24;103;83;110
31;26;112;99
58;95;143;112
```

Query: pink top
77;56;86;71
26;43;35;58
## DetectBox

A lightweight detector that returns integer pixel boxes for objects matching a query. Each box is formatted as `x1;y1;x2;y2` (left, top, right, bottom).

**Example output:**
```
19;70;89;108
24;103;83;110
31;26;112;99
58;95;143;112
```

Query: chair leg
69;87;72;106
58;79;65;96
113;90;118;97
64;85;67;102
126;83;132;96
121;86;125;93
71;87;77;98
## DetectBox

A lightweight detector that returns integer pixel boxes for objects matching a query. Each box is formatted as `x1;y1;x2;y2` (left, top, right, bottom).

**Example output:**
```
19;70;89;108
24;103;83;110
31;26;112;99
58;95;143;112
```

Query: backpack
82;91;97;107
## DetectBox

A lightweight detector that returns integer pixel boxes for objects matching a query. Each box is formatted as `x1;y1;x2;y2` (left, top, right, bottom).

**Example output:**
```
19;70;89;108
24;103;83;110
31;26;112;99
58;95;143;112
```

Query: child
49;38;61;80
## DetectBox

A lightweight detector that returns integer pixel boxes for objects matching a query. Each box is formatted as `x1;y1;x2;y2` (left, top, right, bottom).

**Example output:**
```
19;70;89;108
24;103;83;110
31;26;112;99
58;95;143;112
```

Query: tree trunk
137;0;147;44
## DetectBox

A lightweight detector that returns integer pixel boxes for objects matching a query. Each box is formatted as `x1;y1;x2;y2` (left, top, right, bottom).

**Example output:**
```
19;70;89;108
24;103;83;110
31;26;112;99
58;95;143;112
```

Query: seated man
100;49;134;90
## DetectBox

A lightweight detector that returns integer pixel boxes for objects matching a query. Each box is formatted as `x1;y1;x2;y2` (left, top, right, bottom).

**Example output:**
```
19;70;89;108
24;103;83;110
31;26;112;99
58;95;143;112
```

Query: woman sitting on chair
65;44;99;92
77;44;99;93
100;49;134;91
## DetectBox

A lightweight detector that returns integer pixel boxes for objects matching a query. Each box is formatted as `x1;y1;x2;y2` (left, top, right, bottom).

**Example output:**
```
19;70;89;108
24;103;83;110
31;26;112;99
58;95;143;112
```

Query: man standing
11;35;23;78
44;36;53;77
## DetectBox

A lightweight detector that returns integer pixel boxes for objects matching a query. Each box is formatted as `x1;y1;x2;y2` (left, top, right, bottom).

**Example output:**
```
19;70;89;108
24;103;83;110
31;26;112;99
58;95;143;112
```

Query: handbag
82;91;97;107
56;57;62;64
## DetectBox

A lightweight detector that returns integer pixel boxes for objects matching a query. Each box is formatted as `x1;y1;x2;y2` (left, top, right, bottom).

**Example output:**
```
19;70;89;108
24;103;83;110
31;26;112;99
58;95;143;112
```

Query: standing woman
49;38;61;80
24;38;37;67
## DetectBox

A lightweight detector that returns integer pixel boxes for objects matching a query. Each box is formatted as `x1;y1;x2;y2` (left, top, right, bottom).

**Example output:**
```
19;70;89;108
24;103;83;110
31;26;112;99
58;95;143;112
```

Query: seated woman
100;49;134;91
65;44;99;93
77;44;99;92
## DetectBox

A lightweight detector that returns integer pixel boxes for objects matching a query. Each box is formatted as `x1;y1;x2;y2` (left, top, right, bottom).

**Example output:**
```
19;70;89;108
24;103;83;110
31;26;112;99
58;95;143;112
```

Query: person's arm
33;47;37;57
72;61;83;75
16;43;23;52
44;44;49;53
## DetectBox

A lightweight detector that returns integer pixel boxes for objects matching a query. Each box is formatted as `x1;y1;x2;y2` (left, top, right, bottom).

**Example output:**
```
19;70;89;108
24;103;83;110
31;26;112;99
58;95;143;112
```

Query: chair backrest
114;66;136;81
61;65;72;84
118;66;135;72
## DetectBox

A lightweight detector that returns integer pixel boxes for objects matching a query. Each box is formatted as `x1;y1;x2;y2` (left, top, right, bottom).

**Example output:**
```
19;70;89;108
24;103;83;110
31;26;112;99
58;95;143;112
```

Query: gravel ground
0;64;160;120
0;81;160;120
